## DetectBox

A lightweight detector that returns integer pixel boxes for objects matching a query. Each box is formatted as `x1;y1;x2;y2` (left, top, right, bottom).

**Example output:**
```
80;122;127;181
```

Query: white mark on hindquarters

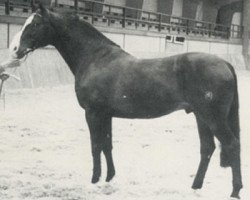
9;14;37;56
204;91;213;101
122;95;127;99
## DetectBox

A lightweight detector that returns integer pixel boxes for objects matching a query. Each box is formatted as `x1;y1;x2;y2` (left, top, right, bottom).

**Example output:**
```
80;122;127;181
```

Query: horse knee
91;143;102;156
103;145;112;154
103;135;113;151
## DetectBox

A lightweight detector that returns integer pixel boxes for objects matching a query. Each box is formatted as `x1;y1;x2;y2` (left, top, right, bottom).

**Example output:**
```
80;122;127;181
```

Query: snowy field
0;70;249;200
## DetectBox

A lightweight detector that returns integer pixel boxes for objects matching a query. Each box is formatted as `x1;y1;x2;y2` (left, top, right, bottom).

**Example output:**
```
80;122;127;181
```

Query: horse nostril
14;46;17;51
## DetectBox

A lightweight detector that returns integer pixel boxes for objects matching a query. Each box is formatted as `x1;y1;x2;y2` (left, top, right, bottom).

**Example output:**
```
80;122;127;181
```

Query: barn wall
0;24;22;49
157;0;174;15
182;0;198;19
104;0;125;6
172;0;183;17
216;1;242;26
202;1;219;23
242;0;250;69
0;23;8;49
142;0;157;12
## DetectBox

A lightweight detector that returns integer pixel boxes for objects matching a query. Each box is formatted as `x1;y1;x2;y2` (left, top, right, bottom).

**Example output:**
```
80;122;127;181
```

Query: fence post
186;19;189;35
55;0;58;7
91;2;94;24
240;25;244;39
74;0;78;11
5;0;10;15
7;23;10;48
158;13;162;32
227;26;231;39
208;23;212;37
108;5;111;26
91;1;94;12
31;0;35;12
122;7;126;28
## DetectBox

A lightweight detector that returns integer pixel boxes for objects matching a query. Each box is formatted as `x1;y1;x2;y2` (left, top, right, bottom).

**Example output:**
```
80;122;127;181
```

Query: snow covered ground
0;70;249;200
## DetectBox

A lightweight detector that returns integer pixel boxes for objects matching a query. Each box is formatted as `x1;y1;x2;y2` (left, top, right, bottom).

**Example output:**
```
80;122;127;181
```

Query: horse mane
51;11;119;48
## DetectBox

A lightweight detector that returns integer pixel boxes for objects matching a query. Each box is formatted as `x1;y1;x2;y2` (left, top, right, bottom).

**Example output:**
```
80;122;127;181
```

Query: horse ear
48;7;54;12
38;3;48;16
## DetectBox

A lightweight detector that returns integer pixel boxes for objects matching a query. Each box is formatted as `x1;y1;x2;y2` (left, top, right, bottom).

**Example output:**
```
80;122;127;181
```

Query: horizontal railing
0;0;243;39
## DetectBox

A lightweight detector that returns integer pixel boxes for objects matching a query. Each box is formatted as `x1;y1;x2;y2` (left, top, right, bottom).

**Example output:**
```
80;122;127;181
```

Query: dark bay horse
7;5;242;198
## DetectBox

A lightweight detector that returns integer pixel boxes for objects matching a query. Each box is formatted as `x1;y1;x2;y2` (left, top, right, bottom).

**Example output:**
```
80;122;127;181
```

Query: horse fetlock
192;175;204;190
230;191;240;199
106;169;115;182
92;169;101;183
192;181;203;190
91;174;100;184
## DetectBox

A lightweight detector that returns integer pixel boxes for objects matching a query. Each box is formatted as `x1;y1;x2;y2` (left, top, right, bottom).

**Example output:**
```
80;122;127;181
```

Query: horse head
9;4;55;59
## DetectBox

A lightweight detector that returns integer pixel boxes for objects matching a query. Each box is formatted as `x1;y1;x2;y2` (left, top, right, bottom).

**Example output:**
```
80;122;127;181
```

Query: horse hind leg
217;123;242;199
227;98;243;199
204;115;242;198
192;116;215;189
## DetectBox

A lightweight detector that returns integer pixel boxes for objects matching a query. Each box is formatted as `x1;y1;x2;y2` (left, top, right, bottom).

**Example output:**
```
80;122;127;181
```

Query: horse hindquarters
192;89;242;198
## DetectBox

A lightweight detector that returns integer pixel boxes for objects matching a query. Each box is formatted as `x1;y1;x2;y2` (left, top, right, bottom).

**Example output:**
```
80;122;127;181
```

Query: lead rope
0;54;26;109
0;74;9;110
0;74;9;95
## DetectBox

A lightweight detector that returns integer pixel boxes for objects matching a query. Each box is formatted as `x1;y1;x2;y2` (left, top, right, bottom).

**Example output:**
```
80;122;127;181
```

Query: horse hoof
230;188;241;199
192;182;203;190
91;176;100;184
230;194;240;199
106;170;115;182
229;197;240;200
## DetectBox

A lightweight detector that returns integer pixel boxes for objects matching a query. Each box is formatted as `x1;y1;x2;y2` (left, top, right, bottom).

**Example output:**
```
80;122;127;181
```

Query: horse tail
220;62;240;167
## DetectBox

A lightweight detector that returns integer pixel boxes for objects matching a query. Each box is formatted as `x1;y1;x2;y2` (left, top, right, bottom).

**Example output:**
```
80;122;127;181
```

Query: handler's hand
0;66;5;74
0;72;10;81
0;59;21;70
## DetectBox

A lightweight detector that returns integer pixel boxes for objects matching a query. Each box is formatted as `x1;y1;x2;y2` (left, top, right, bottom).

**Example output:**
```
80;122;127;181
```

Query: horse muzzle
11;48;34;60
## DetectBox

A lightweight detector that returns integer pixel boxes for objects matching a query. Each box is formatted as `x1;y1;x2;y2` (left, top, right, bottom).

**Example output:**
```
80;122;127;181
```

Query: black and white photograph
0;0;249;199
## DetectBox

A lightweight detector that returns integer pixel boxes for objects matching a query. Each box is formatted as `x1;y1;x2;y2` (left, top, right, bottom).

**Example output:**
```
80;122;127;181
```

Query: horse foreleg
192;116;215;189
103;140;115;182
102;117;115;182
86;110;103;183
85;109;115;183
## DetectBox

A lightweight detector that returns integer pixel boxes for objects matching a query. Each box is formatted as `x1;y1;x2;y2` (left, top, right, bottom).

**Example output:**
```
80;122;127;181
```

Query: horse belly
111;92;186;119
113;106;183;119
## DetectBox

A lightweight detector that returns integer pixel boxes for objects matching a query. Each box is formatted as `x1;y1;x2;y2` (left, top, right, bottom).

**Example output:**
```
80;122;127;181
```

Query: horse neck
49;14;123;75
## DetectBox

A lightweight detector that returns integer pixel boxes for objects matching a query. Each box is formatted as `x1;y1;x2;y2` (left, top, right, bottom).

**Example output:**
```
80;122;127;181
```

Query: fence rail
0;0;243;39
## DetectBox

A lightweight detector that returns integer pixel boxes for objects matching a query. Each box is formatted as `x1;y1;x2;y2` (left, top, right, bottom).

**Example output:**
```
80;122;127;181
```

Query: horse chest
75;79;110;108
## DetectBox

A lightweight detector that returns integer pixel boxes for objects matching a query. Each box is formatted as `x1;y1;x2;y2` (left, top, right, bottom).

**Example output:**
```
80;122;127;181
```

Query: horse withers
6;4;243;198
